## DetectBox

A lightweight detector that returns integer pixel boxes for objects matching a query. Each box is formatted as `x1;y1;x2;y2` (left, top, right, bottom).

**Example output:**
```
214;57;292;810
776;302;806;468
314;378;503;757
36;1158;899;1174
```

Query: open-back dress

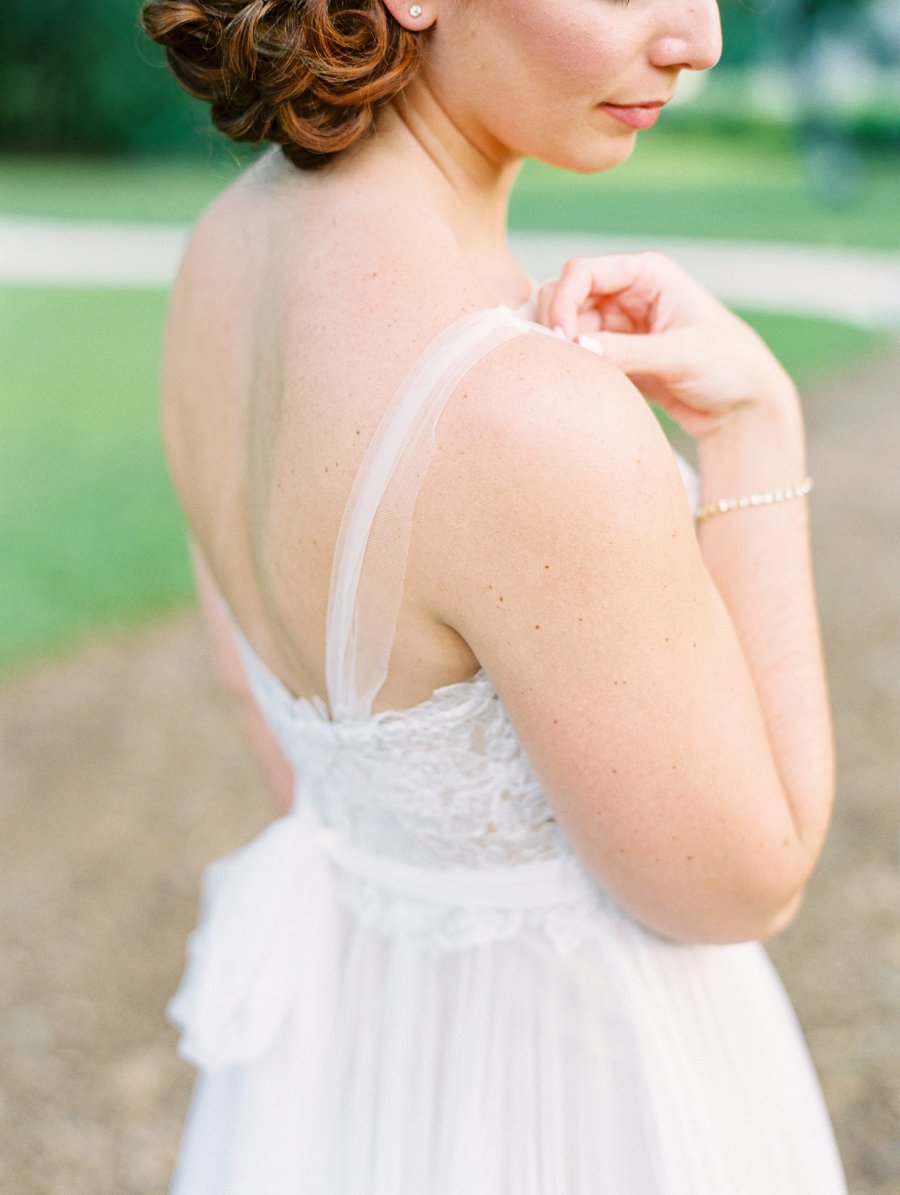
167;304;847;1194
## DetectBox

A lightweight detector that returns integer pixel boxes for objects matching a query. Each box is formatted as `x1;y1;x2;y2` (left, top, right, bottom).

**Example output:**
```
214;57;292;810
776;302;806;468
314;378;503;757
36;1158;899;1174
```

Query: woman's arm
545;253;835;879
190;542;295;815
695;403;833;878
419;261;834;945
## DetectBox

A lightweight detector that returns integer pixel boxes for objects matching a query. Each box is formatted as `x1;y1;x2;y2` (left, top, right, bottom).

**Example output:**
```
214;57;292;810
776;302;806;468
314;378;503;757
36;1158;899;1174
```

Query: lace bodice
234;635;568;870
228;615;613;957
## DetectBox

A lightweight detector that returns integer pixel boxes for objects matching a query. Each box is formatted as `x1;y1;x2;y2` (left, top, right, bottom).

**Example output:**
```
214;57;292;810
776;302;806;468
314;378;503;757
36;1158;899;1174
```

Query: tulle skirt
169;872;847;1195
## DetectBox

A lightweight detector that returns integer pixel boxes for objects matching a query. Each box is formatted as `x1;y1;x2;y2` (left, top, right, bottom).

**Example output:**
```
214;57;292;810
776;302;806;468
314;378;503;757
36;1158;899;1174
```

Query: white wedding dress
168;305;847;1194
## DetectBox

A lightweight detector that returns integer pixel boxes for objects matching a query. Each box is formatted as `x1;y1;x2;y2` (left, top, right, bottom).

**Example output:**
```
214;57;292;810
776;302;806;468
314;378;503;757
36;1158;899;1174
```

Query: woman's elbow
620;861;812;947
682;882;809;946
753;888;806;942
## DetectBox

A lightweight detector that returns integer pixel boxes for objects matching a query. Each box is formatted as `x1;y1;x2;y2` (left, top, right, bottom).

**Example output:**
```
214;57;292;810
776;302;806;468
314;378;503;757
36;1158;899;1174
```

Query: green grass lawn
1;281;888;672
2;125;898;248
0;286;190;671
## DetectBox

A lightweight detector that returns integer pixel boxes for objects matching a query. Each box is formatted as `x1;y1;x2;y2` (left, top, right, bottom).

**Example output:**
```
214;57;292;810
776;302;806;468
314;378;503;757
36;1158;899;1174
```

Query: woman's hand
537;253;799;441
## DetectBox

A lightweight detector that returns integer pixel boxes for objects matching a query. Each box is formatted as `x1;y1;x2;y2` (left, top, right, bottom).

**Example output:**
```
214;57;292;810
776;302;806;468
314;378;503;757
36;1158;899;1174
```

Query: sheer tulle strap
325;306;550;721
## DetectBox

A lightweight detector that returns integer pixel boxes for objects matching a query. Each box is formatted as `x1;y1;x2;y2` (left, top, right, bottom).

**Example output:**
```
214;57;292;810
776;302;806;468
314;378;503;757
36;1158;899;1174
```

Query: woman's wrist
697;385;806;500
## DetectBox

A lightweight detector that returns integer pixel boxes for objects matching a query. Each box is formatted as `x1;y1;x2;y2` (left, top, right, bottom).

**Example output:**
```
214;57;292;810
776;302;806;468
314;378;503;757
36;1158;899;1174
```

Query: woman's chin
545;132;639;176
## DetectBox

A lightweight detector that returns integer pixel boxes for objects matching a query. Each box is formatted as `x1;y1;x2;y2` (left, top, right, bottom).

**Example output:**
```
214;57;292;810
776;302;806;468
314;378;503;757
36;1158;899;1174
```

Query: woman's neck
348;85;529;301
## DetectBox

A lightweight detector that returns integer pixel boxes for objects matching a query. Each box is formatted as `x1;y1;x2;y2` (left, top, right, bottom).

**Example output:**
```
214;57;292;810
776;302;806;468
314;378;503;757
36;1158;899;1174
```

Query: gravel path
1;348;898;1194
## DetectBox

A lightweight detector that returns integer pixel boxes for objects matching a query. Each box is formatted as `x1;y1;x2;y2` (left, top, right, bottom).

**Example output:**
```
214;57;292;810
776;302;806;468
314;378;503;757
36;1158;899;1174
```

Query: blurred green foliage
1;0;895;156
0;0;209;155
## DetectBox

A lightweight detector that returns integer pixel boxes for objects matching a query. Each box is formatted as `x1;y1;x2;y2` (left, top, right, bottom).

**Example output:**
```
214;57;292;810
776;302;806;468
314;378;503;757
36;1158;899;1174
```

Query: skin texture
167;0;834;943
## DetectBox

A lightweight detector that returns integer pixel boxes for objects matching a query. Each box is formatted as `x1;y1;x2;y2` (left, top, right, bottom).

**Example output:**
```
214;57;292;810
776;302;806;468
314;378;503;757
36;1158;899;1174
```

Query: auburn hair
141;0;423;169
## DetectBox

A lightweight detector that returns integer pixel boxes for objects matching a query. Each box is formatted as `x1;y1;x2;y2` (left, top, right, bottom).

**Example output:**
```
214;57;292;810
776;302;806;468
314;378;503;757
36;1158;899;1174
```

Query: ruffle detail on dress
168;800;616;1070
167;805;342;1071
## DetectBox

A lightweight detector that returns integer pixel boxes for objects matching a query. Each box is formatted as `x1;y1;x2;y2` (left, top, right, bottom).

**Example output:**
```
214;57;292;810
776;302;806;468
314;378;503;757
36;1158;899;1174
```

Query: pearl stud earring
409;5;423;16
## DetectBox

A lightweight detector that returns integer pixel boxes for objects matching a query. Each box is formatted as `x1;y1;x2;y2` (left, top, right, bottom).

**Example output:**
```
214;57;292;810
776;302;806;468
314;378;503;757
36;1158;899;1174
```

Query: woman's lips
598;102;664;130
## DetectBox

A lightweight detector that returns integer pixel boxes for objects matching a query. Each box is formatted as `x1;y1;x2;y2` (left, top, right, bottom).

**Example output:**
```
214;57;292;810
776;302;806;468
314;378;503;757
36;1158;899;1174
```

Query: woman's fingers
544;253;673;340
535;253;796;440
586;329;682;381
541;252;723;343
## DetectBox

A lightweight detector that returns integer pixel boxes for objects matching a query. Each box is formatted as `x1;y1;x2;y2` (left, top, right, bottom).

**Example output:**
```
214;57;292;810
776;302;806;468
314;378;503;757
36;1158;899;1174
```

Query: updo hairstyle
141;0;423;169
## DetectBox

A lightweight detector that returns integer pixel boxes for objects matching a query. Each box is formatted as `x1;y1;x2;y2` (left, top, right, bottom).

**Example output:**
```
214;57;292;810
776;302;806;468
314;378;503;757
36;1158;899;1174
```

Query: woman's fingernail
577;333;605;357
552;324;568;340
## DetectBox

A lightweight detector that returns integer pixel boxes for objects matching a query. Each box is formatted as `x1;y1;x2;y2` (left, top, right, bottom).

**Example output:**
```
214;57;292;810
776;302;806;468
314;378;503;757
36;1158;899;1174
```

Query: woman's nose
649;0;723;74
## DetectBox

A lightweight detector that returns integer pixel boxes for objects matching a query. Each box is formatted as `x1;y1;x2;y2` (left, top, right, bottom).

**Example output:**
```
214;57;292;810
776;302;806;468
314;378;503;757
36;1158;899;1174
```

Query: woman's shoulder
431;326;675;503
173;153;298;281
413;323;691;632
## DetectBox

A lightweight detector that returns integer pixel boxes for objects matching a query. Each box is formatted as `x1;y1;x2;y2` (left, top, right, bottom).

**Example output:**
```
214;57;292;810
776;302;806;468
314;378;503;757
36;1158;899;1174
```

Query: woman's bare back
161;152;519;717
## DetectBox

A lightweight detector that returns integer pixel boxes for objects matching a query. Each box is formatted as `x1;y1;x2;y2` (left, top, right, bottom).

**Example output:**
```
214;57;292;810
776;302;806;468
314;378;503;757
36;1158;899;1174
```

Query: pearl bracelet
696;477;814;524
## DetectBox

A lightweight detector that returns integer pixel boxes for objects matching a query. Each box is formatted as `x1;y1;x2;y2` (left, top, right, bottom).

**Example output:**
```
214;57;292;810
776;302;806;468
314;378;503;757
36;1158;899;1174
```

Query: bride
143;0;847;1190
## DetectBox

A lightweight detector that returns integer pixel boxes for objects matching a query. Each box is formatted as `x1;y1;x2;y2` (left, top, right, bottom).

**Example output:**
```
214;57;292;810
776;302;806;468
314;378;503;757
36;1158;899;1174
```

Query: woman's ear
381;0;435;32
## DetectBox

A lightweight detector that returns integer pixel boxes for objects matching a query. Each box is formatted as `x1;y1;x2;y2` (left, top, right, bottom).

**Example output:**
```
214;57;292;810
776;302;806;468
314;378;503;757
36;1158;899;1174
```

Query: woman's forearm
696;391;835;874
